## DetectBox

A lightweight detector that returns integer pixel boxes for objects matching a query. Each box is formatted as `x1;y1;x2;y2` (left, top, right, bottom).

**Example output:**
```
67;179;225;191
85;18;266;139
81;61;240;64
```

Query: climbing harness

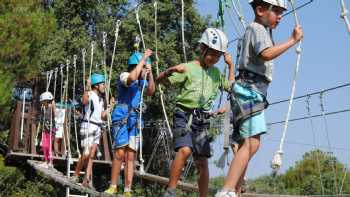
272;0;303;172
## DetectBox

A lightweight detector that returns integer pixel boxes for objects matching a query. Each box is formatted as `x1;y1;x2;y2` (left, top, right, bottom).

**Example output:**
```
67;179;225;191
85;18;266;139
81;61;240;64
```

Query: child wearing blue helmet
71;73;110;189
104;49;155;196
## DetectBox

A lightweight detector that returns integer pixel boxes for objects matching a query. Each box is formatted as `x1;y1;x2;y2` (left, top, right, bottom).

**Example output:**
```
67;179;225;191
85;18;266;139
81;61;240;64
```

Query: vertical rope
82;48;86;92
89;41;95;79
53;68;58;98
340;0;350;33
154;1;173;139
181;0;187;62
306;96;325;195
272;0;303;171
135;5;147;173
72;55;80;157
20;90;27;141
320;92;339;194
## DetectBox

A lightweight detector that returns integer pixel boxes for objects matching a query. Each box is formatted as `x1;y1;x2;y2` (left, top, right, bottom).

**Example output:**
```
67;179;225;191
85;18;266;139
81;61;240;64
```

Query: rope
271;0;303;172
267;108;350;126
89;41;95;79
107;20;121;99
65;59;72;157
106;20;121;154
59;64;67;155
82;48;86;92
53;68;58;98
319;92;339;194
20;90;27;141
46;70;53;92
282;0;314;18
306;96;325;195
154;1;173;139
339;165;348;194
230;0;246;29
340;0;350;33
136;6;147;173
72;55;80;157
181;0;187;62
270;82;350;106
136;7;146;51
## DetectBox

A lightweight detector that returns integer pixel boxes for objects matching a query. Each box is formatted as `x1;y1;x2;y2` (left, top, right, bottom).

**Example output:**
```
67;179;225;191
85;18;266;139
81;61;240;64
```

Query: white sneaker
38;162;49;169
215;190;237;197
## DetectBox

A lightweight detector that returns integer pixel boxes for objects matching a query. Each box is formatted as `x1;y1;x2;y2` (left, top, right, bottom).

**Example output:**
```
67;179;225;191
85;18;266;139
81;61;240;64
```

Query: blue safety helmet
127;52;151;68
91;73;105;86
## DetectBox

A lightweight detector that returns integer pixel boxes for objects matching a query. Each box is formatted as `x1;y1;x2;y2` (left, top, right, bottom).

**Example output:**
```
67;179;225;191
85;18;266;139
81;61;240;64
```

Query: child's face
97;83;106;93
257;6;284;29
202;48;223;67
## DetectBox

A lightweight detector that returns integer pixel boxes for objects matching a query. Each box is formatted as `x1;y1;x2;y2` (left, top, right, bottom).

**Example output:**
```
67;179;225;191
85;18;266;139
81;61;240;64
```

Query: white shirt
83;91;104;124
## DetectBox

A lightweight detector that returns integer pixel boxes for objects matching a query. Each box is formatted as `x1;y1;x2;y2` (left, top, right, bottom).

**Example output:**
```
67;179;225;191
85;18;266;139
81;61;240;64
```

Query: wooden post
101;128;111;161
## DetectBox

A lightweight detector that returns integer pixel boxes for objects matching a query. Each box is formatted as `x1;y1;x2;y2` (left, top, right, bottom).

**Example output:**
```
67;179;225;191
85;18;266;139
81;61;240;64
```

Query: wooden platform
14;150;199;193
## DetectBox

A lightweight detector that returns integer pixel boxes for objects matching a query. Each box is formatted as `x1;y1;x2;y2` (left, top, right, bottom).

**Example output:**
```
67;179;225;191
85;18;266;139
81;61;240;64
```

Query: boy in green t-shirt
157;28;235;197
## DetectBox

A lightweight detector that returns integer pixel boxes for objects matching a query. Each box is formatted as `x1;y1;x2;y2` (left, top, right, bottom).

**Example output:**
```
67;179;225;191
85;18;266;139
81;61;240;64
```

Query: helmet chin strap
200;46;210;68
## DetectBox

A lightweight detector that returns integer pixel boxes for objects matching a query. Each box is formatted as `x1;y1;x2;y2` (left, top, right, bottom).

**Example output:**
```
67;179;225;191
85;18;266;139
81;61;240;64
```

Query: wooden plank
135;171;198;192
27;160;105;197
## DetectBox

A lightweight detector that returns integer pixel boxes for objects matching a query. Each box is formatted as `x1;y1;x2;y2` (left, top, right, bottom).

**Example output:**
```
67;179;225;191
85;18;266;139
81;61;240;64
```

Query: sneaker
163;188;176;197
82;178;95;190
104;186;118;195
215;190;237;197
38;162;49;169
124;191;132;197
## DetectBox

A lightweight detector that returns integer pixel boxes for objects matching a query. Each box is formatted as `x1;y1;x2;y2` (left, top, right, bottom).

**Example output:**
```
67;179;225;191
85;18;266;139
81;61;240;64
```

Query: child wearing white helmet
215;0;303;197
38;91;56;169
157;28;235;197
71;73;111;189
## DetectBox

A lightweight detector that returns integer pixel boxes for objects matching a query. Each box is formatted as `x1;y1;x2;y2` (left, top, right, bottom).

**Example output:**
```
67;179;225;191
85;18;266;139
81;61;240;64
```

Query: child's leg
124;147;136;191
43;147;49;162
222;135;261;190
194;157;209;197
74;152;89;177
168;146;192;189
84;144;97;183
110;147;126;186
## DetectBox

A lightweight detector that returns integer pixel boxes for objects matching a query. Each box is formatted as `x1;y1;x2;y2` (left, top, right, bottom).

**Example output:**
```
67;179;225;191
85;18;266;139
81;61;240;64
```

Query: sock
124;186;131;192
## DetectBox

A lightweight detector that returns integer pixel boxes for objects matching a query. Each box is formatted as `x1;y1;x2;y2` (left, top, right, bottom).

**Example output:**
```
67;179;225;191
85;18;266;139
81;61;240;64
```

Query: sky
193;0;350;179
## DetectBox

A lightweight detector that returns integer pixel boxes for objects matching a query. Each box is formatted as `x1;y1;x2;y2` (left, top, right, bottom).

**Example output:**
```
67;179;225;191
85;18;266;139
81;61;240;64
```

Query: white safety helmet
249;0;287;11
119;72;130;87
40;91;54;102
198;28;228;53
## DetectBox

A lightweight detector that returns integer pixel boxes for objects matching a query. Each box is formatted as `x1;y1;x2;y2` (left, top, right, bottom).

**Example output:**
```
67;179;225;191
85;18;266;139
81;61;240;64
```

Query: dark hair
250;0;271;12
127;64;137;72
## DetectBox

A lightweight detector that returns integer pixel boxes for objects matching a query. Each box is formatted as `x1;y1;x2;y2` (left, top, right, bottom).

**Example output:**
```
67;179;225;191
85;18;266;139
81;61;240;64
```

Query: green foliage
0;156;56;197
248;149;350;195
0;0;56;127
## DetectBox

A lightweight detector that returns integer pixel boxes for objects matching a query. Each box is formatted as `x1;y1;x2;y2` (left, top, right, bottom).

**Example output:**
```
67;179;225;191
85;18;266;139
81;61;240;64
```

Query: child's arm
224;53;235;83
127;49;153;85
145;64;155;96
156;64;186;85
260;25;303;61
82;79;91;105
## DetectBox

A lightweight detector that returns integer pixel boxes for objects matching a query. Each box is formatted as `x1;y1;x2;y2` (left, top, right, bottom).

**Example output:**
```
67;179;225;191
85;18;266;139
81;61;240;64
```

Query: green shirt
168;61;231;111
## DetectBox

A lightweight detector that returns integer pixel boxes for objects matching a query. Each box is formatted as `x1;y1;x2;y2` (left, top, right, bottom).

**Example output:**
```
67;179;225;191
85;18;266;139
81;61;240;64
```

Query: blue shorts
111;105;140;151
173;109;212;158
231;82;267;143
